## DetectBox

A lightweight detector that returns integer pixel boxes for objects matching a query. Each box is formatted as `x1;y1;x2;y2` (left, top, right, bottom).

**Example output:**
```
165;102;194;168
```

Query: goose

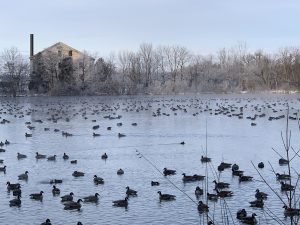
213;180;230;189
64;199;82;210
13;187;22;196
195;186;203;197
126;186;137;196
93;132;100;137
117;168;124;175
83;193;100;203
47;155;56;161
232;170;244;176
216;189;233;198
25;133;32;137
0;148;5;152
63;153;69;160
207;193;218;201
182;173;195;182
232;164;239;171
72;171;84;177
0;165;6;172
157;191;176;201
92;125;100;130
197;201;209;212
61;192;74;202
283;205;300;217
18;171;28;180
93;175;104;184
7;182;20;191
237;209;247;220
30;191;43;200
281;182;295;191
70;160;77;164
239;175;253;182
131;123;137;126
163;168;176;176
276;173;290;180
0;141;3;147
49;179;62;184
201;155;211;163
255;189;268;199
52;185;60;195
40;219;51;225
101;153;108;159
77;222;82;225
113;197;128;207
151;181;160;186
240;213;257;224
17;153;27;159
118;133;126;138
35;152;46;159
0;159;4;163
9;195;21;207
249;199;264;208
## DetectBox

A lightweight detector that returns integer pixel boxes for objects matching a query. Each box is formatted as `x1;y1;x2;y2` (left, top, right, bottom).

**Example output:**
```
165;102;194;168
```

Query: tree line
1;43;300;96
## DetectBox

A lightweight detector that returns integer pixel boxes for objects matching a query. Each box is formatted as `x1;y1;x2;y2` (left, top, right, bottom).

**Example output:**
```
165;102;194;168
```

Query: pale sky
1;0;300;57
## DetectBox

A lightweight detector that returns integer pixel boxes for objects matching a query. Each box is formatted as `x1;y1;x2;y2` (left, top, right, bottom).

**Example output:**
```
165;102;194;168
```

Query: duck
30;191;43;200
163;168;176;176
237;209;247;220
17;153;27;159
213;180;230;189
40;219;51;225
61;192;74;202
72;171;84;177
35;152;46;159
113;197;128;207
232;170;244;176
7;182;21;191
240;213;257;224
9;195;21;207
52;185;60;195
197;201;209;212
64;199;82;210
255;189;268;199
70;160;77;164
47;155;56;161
126;186;137;196
195;186;203;197
200;155;211;163
257;162;264;169
232;164;239;171
0;165;6;172
249;199;264;208
49;179;62;184
0;148;5;152
101;153;108;159
151;181;160;186
117;168;124;175
18;171;28;180
83;193;100;203
279;158;289;165
157;191;176;201
63;153;69;160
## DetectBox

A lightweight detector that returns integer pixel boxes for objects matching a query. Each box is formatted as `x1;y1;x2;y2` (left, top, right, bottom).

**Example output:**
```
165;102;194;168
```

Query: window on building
58;50;62;57
69;50;73;57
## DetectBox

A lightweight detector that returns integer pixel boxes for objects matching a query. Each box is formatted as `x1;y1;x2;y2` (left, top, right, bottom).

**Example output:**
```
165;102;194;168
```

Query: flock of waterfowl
0;95;300;224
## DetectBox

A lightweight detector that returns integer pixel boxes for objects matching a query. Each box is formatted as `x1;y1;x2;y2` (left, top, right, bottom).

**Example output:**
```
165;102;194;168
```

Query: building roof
35;42;83;56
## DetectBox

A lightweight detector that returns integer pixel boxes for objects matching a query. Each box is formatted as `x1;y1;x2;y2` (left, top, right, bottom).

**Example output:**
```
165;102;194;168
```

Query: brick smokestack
30;34;34;58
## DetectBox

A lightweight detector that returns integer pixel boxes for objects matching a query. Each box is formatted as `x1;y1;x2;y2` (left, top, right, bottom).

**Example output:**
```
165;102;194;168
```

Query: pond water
0;94;300;225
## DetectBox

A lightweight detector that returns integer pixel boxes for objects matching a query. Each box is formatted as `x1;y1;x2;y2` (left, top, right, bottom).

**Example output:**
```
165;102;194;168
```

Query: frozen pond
0;94;300;225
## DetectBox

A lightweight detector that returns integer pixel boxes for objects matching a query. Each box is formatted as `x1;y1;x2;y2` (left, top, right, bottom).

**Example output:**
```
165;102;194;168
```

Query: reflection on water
0;94;299;224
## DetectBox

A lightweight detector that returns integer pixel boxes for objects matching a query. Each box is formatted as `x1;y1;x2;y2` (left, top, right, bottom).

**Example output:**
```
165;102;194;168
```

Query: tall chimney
30;34;34;58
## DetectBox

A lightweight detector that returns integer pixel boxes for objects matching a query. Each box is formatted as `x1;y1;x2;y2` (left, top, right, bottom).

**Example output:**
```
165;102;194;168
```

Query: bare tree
0;47;29;97
139;43;153;87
